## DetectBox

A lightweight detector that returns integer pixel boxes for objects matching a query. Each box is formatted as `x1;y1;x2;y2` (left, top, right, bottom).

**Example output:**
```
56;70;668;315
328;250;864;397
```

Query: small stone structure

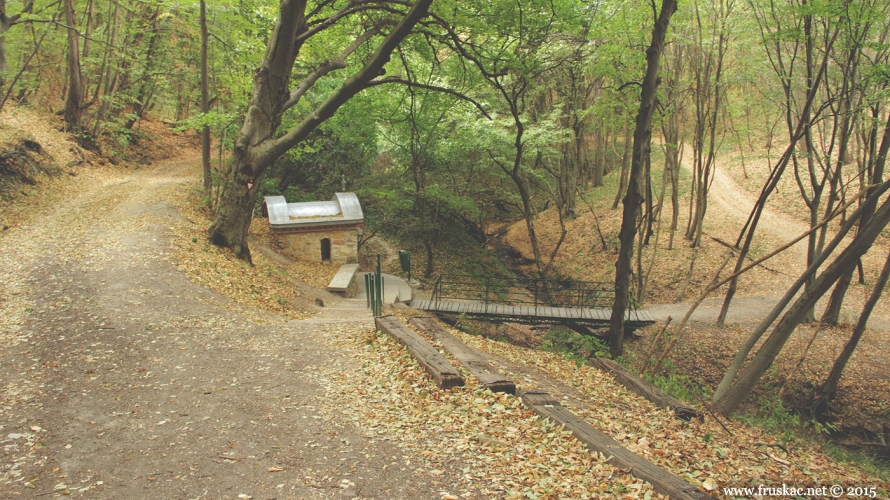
263;193;364;264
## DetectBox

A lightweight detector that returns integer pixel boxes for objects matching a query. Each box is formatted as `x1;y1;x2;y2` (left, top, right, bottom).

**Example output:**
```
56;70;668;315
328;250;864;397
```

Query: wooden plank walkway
521;391;713;500
375;315;465;389
408;316;516;394
411;299;655;328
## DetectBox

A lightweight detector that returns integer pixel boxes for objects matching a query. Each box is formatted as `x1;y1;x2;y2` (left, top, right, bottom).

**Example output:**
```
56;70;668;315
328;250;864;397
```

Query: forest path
0;158;474;499
649;148;886;327
707;165;811;262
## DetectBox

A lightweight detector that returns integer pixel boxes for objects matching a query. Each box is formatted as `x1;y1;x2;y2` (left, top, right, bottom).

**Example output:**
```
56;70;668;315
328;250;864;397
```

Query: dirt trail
708;168;810;259
649;152;877;326
0;160;474;499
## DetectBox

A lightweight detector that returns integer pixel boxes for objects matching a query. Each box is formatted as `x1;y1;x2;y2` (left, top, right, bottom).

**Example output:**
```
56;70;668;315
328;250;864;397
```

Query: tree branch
298;2;392;43
282;24;385;113
261;0;433;166
7;0;34;25
366;76;491;119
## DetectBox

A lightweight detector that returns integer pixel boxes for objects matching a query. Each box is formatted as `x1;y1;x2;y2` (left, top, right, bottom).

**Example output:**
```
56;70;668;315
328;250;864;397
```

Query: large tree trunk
208;0;433;261
608;0;677;359
63;0;83;133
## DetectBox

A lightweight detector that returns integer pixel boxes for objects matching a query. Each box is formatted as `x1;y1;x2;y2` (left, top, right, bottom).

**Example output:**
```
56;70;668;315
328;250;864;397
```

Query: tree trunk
608;0;677;358
124;6;162;130
200;0;211;197
63;0;83;133
612;126;632;210
80;0;93;97
815;247;890;418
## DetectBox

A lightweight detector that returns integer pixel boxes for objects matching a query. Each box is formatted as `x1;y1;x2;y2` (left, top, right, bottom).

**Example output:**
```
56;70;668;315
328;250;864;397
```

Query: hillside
497;143;890;452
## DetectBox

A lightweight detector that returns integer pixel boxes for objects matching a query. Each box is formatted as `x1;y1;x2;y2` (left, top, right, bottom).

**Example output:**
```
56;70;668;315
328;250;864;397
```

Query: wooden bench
326;263;359;298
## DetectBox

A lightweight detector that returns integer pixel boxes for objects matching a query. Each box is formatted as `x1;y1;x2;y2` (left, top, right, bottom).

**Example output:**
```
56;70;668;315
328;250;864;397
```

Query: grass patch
539;328;610;364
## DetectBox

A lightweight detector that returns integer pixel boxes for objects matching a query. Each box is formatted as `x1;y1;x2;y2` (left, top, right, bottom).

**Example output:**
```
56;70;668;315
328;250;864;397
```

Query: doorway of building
320;238;331;262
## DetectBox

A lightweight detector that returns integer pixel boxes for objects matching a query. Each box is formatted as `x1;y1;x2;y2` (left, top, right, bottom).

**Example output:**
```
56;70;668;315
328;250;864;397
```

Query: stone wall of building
275;227;359;264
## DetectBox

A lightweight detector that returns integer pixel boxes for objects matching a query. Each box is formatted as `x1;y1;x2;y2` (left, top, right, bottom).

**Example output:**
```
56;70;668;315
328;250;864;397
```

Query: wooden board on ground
375;315;465;390
408;316;516;395
588;357;702;421
520;391;713;500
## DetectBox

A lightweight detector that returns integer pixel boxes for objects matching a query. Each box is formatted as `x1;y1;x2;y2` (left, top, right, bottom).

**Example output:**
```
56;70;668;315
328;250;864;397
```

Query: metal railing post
375;254;383;317
365;274;370;308
483;278;488;314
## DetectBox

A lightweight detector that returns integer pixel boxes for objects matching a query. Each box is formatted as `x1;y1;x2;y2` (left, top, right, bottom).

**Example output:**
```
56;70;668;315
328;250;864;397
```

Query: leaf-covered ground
0;108;887;498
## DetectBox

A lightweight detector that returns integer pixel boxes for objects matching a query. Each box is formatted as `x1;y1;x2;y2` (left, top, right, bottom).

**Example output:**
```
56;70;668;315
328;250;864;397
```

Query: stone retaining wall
275;226;360;264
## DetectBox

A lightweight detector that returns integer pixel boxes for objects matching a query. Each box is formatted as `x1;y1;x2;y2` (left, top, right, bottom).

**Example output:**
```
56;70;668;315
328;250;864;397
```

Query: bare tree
684;0;732;248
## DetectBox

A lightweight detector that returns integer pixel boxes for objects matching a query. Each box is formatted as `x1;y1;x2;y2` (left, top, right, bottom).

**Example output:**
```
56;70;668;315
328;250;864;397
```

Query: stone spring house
262;193;364;264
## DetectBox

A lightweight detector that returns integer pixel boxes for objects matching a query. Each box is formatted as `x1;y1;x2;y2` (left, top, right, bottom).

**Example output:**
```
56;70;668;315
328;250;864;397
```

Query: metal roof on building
264;192;364;229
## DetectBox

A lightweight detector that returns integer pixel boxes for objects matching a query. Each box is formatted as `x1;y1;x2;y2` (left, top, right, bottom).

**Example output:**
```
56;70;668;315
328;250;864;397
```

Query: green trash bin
398;250;410;281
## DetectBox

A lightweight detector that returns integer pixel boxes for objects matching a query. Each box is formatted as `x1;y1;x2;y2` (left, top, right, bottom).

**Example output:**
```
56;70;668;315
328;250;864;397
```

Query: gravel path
0;159;473;499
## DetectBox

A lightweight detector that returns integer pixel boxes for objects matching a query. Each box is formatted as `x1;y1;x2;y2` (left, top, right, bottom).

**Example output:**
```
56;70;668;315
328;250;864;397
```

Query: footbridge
411;275;655;333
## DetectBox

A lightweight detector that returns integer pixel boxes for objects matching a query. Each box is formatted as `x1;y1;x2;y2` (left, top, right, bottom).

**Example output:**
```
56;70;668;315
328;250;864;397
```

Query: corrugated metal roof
264;196;290;226
334;192;364;220
263;192;364;229
288;201;341;218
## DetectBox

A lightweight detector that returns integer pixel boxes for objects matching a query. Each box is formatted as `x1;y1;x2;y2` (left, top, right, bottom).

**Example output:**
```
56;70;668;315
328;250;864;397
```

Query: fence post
365;274;371;309
374;254;383;317
484;277;489;314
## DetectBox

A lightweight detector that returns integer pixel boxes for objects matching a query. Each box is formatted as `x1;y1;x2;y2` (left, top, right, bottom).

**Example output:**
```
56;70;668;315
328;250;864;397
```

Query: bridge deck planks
412;299;655;327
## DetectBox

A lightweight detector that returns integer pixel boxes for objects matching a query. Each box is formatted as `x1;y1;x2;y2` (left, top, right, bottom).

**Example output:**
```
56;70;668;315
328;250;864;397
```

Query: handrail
428;274;634;311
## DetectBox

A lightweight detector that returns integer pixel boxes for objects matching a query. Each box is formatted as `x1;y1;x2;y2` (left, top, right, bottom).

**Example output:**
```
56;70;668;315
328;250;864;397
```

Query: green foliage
271;95;379;198
820;441;890;482
539;328;609;365
643;366;702;405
